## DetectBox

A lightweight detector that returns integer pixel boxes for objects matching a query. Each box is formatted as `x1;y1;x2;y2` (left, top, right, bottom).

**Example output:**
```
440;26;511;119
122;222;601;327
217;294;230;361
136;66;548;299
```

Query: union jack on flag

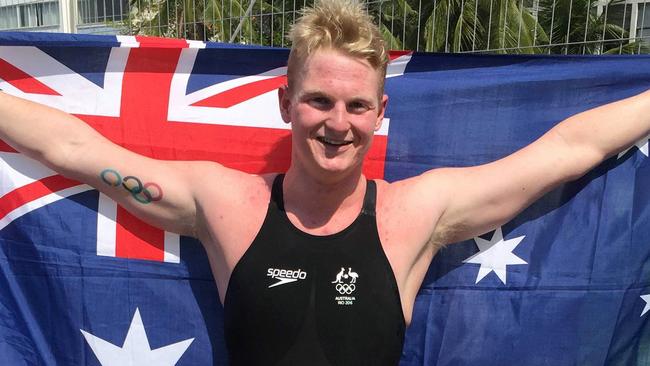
0;32;650;365
0;34;409;265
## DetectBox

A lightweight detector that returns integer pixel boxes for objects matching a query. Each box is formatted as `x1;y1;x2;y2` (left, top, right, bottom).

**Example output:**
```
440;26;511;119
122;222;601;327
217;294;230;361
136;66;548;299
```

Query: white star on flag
81;308;194;366
618;134;649;159
463;227;527;284
641;295;650;317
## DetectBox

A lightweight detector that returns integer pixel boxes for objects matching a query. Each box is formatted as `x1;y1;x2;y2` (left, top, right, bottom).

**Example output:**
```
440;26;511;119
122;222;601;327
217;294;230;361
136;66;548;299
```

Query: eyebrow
299;90;329;99
299;90;376;106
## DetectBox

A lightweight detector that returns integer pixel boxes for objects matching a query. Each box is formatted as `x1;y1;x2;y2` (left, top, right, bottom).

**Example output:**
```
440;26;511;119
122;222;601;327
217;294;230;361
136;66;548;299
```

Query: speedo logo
267;268;307;288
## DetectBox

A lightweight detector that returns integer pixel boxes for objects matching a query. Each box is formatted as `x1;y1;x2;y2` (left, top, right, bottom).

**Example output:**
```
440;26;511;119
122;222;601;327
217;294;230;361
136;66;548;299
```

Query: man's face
279;48;388;180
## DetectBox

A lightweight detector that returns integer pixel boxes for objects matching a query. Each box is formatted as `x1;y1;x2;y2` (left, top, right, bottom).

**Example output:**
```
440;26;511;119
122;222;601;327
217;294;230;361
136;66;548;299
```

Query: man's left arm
419;89;650;245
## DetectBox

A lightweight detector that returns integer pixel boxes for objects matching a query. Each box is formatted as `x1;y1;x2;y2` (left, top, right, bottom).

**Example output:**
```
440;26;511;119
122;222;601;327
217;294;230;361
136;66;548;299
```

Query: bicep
430;128;594;244
59;137;218;237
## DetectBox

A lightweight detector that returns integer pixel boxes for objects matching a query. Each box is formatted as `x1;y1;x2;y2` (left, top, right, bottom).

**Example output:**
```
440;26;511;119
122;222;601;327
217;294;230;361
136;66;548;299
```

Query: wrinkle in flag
0;32;649;365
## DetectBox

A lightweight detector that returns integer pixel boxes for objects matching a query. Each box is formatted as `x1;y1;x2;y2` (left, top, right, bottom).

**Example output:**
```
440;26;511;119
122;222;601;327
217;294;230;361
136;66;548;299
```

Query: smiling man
279;46;385;181
0;0;649;365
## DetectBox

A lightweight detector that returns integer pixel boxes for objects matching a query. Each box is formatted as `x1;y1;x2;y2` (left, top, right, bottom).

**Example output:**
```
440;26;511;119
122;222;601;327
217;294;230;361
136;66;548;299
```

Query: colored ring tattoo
131;190;152;204
143;182;163;202
100;169;122;187
122;176;144;194
100;168;162;205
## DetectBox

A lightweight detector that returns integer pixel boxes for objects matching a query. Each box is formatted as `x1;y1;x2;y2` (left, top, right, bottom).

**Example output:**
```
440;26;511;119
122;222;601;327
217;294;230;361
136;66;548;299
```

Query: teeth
318;137;352;146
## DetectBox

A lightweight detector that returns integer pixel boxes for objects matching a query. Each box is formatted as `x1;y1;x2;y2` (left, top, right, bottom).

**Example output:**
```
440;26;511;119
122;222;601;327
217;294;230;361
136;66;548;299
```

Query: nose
325;102;349;133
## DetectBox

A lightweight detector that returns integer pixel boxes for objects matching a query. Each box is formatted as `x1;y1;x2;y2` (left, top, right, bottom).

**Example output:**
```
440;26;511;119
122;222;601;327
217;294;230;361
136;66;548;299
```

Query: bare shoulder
379;168;485;244
374;172;454;319
188;161;272;200
182;162;275;298
190;163;273;238
191;163;274;264
374;171;452;255
375;170;453;238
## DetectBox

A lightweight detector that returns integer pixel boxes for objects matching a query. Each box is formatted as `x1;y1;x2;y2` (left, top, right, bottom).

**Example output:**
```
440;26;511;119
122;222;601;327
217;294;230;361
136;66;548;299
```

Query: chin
294;142;365;177
315;157;362;176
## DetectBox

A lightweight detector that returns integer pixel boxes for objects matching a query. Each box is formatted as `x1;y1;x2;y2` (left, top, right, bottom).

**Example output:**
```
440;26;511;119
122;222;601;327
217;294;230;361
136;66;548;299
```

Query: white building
612;0;650;44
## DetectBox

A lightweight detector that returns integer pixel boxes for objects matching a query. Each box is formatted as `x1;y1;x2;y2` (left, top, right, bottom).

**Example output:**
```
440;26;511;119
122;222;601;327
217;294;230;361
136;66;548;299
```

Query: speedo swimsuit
224;174;405;365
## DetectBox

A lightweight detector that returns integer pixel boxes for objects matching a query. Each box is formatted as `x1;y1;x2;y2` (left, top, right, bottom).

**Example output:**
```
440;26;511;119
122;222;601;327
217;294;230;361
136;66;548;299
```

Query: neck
282;165;366;232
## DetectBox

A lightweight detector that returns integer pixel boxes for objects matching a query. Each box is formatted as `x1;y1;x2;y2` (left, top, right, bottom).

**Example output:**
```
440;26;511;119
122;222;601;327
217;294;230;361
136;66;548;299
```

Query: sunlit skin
279;48;388;185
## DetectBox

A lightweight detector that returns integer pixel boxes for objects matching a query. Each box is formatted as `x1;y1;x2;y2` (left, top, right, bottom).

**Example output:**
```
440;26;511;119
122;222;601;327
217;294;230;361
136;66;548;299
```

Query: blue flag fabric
0;32;648;365
388;53;650;366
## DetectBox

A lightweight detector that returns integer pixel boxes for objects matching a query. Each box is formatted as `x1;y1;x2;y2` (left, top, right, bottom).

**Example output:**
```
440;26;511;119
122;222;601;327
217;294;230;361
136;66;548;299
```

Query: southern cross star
81;308;194;366
463;227;527;284
641;294;650;317
618;134;649;159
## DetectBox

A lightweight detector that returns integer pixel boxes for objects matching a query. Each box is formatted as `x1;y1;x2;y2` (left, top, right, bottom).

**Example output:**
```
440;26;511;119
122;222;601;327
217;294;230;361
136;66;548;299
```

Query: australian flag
0;31;649;365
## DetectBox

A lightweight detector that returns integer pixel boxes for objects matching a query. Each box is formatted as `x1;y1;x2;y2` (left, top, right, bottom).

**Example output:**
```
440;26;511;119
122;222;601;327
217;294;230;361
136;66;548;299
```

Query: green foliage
124;0;648;54
376;0;548;53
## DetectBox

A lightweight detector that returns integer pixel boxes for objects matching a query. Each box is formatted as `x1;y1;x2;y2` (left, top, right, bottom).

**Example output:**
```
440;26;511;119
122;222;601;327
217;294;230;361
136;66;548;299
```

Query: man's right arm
0;92;234;237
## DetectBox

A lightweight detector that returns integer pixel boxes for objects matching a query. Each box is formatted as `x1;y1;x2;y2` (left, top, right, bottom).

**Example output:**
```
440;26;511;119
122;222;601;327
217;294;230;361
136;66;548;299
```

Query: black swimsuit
224;174;405;365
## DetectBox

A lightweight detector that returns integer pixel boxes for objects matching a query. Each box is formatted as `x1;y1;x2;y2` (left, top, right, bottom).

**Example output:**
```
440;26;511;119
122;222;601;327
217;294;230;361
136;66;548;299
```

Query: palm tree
122;0;648;54
374;0;549;53
537;0;649;54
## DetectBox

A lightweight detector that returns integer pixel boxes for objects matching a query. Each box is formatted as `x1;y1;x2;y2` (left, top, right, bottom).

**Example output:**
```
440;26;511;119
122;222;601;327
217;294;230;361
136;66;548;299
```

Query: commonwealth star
463;227;527;284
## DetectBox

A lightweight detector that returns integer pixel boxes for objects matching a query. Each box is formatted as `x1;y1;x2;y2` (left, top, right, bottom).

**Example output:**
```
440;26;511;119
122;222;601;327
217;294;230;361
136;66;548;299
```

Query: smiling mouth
317;136;353;147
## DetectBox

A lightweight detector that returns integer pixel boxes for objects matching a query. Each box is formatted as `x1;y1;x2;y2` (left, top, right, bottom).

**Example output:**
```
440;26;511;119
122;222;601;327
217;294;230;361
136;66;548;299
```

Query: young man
0;0;649;364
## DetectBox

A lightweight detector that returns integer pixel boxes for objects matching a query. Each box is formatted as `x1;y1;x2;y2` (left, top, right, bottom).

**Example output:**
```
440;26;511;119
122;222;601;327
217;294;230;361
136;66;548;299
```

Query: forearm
0;92;101;173
429;89;650;245
0;93;211;237
553;89;650;166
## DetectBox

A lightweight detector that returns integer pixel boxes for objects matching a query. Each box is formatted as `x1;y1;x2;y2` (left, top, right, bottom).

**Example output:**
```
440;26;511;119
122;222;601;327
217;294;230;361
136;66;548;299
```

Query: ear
374;94;388;131
278;85;292;124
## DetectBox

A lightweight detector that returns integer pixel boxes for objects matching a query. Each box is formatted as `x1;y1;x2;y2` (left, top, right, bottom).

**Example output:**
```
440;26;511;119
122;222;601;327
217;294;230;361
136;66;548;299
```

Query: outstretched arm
415;89;650;245
0;92;230;237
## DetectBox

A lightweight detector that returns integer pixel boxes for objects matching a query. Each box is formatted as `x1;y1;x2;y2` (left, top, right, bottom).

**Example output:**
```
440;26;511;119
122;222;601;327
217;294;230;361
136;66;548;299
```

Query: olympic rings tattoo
335;283;356;295
122;175;143;194
99;168;163;204
100;169;121;187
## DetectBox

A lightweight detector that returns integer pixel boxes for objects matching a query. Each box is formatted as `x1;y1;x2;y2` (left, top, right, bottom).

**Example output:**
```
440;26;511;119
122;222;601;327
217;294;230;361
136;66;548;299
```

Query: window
78;0;129;24
0;6;19;29
19;2;59;28
0;2;58;30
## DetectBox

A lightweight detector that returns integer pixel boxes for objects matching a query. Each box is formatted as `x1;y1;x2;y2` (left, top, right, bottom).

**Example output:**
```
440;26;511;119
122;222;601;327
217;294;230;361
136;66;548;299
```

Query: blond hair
286;0;388;95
